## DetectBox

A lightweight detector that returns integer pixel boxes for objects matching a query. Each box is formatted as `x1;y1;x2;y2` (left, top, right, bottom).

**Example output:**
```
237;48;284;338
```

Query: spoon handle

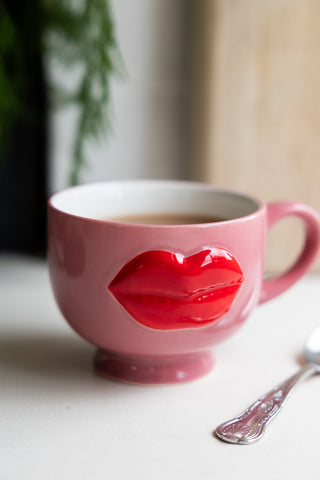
215;363;316;444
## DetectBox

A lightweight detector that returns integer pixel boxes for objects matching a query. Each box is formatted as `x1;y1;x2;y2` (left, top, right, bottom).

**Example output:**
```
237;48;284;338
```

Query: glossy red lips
108;248;244;331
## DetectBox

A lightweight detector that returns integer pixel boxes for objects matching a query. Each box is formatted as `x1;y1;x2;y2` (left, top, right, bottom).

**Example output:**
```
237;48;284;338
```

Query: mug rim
48;179;265;227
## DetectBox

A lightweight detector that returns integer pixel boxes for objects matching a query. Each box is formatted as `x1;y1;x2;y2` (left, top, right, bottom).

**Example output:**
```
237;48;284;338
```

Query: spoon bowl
304;325;320;368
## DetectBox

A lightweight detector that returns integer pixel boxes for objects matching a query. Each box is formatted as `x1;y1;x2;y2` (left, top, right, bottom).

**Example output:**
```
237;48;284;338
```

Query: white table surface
1;254;320;480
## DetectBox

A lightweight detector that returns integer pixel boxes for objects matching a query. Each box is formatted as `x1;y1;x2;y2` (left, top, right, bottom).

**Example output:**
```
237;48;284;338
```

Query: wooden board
190;0;320;271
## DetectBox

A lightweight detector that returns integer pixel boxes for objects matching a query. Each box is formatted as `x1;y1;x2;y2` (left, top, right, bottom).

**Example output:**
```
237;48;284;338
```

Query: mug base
94;349;214;385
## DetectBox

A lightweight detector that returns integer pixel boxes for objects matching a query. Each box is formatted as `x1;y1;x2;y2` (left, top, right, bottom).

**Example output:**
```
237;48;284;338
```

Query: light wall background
48;0;191;193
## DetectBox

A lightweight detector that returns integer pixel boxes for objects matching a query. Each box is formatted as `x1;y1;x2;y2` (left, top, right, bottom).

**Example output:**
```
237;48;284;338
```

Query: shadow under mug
47;181;320;384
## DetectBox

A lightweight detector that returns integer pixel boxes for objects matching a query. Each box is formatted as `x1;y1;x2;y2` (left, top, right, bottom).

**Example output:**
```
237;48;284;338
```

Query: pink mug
48;180;320;384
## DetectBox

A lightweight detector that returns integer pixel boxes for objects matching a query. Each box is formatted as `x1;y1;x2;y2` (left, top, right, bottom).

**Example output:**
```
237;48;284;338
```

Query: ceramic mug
47;180;320;384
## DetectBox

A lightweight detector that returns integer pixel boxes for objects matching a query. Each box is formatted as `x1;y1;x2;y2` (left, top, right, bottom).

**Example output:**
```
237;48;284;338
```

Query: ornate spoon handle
215;363;316;444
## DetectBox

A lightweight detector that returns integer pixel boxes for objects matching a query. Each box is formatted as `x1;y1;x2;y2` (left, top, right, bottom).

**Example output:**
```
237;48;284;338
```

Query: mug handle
259;202;320;304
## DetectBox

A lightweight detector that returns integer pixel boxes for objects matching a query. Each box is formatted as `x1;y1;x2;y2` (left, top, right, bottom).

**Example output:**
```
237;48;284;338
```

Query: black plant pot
0;0;48;255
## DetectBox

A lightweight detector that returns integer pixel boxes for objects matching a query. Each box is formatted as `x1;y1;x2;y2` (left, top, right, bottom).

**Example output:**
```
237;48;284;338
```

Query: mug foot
95;349;214;385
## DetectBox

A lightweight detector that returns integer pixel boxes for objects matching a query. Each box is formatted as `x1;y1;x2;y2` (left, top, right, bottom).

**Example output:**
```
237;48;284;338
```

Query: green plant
0;0;121;184
0;3;19;149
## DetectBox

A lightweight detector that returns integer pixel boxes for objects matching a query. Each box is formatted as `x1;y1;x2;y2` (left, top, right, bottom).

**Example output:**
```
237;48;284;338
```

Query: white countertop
1;254;320;480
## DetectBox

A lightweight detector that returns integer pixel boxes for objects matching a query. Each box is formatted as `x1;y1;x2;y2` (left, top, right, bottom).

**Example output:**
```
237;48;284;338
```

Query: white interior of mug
49;180;262;222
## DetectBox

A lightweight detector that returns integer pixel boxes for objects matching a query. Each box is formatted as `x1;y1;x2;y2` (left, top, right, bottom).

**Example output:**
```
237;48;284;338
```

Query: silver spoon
215;325;320;445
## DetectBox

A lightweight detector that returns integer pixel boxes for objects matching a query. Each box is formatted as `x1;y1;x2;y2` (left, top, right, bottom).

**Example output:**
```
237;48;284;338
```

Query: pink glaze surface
47;181;320;383
95;349;215;384
259;202;320;303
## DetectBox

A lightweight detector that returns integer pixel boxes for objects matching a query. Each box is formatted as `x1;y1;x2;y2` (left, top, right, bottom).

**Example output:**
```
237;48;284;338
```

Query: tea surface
108;213;226;225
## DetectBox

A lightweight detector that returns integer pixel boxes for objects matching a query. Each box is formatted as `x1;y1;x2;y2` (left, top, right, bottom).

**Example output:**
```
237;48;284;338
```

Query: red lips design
108;248;244;331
